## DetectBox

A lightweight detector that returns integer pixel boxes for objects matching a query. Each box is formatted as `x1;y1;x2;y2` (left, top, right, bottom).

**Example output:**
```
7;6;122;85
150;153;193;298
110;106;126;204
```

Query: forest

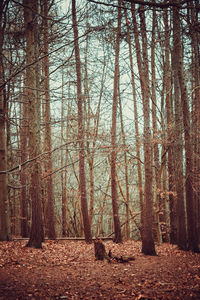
0;0;200;255
0;0;200;298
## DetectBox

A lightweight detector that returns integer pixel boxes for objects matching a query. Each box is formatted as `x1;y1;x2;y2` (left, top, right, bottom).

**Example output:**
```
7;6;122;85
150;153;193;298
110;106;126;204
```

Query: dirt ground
0;240;199;299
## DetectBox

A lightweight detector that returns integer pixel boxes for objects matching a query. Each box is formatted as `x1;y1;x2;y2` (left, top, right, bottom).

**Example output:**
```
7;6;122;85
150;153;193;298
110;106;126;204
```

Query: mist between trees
0;0;199;253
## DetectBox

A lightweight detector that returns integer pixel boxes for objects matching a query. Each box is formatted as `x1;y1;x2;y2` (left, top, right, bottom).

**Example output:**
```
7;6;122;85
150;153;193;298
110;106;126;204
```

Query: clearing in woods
0;240;199;299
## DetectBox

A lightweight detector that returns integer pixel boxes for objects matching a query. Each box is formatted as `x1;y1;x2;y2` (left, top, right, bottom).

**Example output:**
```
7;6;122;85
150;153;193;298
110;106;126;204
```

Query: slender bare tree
72;0;92;243
0;0;11;241
110;0;122;243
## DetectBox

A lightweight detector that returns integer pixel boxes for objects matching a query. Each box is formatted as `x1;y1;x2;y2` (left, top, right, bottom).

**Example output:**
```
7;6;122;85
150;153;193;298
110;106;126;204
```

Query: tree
72;0;92;243
124;4;144;239
41;0;56;240
60;68;67;237
110;0;122;244
20;76;29;237
0;0;11;241
163;7;177;244
172;3;199;252
171;8;187;250
137;5;156;255
188;0;200;251
150;5;162;244
23;0;44;248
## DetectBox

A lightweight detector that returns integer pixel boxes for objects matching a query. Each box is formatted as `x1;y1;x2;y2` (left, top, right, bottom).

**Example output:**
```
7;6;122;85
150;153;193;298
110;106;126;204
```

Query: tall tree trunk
0;0;10;241
41;0;56;240
124;5;143;238
188;0;200;250
61;69;67;236
20;76;29;237
110;0;122;243
151;5;162;244
171;12;187;250
163;7;177;244
72;0;92;243
84;30;95;228
139;6;156;255
119;88;130;239
24;0;44;248
172;4;199;252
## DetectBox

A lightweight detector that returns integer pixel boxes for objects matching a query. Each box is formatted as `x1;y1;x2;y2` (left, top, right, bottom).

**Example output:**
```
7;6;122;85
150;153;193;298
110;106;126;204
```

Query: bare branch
87;0;194;9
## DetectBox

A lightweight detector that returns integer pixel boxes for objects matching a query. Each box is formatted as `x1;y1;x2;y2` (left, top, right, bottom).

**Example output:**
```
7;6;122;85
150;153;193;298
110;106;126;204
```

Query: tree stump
94;238;135;263
94;238;106;260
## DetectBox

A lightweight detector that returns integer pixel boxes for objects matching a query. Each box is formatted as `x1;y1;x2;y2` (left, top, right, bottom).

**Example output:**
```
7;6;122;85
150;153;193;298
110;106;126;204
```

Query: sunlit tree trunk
110;0;122;243
24;0;44;248
72;0;92;243
0;0;10;241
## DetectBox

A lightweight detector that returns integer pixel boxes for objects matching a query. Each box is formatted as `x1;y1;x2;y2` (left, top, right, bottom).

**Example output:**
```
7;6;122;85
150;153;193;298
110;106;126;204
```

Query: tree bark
0;0;11;241
188;0;200;250
171;10;187;250
124;5;143;239
20;76;29;237
24;0;44;248
138;5;156;255
151;5;162;244
41;0;56;240
172;4;199;252
61;69;67;237
110;0;122;243
119;87;130;239
163;7;177;244
72;0;92;243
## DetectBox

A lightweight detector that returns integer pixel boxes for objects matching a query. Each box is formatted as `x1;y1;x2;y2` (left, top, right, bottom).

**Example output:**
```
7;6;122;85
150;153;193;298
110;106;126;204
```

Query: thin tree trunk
151;5;162;244
110;0;122;243
0;0;10;241
119;87;130;239
72;0;92;243
124;5;143;238
84;30;95;228
20;76;29;237
61;68;67;236
163;7;177;244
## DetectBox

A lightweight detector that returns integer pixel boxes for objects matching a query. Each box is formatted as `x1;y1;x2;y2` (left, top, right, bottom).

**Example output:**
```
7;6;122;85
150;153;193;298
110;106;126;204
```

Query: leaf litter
0;240;199;299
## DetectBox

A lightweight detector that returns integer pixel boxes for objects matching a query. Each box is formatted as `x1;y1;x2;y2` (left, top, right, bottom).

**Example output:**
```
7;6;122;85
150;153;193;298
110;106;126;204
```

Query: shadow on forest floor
0;240;200;299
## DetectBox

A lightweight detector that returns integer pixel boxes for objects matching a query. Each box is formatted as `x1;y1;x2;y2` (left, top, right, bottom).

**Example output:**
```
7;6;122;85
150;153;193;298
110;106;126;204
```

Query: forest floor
0;240;200;300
